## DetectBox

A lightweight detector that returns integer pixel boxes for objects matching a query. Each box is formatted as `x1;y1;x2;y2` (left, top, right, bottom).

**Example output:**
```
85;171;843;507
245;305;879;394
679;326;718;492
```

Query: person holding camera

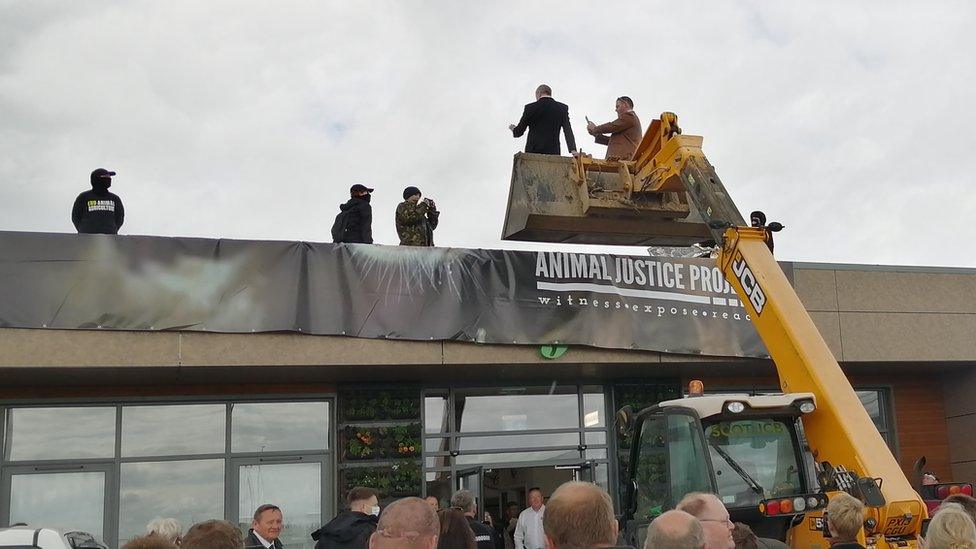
396;186;439;246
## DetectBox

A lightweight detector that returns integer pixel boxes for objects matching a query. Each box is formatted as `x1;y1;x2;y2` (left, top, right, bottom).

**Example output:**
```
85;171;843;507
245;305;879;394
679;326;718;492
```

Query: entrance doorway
477;464;595;530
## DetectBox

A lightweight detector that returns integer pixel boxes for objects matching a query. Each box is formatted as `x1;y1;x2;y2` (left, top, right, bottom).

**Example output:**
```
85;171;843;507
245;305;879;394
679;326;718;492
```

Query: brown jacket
592;110;642;160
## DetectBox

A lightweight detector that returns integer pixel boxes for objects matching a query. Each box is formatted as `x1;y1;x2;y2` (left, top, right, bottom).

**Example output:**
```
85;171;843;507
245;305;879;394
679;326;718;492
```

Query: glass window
425;395;449;434
455;449;580;466
585;432;607;446
857;390;884;429
458;432;579;451
454;387;579;432
857;389;895;450
667;414;713;504
425;470;453;506
593;463;610;494
634;415;667;520
703;419;802;509
239;462;321;549
119;460;224;545
425;438;450;469
585;448;608;460
232;402;329;453
583;389;606;428
122;404;225;457
5;407;116;461
9;471;105;539
425;437;450;453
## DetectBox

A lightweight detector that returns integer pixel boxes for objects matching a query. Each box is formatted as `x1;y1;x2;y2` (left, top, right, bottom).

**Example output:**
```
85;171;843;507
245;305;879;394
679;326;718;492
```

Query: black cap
91;168;116;179
403;186;421;200
750;210;766;225
350;184;374;194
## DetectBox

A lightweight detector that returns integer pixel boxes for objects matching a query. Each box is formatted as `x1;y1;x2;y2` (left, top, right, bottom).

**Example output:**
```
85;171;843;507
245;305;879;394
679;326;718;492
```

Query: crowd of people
114;482;976;549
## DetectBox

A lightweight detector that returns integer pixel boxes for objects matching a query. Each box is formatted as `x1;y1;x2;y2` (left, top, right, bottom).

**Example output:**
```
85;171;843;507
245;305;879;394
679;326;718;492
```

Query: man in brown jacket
587;96;641;160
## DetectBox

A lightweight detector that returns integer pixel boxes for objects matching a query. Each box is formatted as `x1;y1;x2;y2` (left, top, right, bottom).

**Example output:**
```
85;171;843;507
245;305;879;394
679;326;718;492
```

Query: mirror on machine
616;405;635;439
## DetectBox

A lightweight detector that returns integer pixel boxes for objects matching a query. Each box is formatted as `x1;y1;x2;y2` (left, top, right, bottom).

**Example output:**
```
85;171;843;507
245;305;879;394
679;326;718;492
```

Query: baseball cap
91;168;116;178
402;186;421;200
350;184;374;194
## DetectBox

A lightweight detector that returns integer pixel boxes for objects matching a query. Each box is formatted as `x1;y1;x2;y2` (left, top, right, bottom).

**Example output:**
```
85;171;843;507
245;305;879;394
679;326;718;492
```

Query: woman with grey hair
146;518;183;545
925;503;976;549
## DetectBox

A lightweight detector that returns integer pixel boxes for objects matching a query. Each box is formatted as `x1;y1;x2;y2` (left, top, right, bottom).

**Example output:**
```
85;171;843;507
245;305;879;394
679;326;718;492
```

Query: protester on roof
396;186;439;247
72;168;124;234
333;184;374;244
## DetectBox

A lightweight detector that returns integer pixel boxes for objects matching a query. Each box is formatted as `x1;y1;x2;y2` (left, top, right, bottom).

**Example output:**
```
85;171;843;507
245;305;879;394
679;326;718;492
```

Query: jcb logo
731;252;766;316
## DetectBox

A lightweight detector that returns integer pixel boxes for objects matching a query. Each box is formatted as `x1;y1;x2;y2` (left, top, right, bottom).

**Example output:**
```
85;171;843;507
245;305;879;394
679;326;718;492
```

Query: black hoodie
336;196;372;244
71;181;124;234
311;511;377;549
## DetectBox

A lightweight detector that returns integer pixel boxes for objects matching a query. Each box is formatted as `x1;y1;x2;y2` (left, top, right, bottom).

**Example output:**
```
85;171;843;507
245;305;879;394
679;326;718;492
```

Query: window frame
420;384;614;507
0;395;335;549
855;386;899;457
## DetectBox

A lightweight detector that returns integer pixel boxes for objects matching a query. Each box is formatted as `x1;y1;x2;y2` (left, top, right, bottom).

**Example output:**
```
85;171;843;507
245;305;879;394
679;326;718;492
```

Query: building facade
1;256;975;548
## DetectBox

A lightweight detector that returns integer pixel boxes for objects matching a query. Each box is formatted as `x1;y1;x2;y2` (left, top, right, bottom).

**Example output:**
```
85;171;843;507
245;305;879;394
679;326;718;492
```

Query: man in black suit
245;504;285;549
509;84;577;155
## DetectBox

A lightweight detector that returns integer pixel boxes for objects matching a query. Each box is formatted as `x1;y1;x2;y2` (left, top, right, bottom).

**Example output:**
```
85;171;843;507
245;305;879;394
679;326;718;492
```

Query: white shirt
513;505;545;549
253;531;275;549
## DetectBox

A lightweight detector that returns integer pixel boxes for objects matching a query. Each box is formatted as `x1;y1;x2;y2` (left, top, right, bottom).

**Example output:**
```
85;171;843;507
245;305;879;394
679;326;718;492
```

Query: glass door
231;456;329;549
1;463;115;543
456;467;484;517
556;461;595;483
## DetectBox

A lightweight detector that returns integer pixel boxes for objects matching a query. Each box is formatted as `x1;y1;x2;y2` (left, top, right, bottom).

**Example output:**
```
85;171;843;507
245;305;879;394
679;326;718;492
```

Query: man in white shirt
514;487;546;549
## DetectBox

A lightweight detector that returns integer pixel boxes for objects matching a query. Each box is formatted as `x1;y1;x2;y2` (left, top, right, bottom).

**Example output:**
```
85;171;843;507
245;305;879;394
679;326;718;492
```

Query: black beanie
403;186;421;200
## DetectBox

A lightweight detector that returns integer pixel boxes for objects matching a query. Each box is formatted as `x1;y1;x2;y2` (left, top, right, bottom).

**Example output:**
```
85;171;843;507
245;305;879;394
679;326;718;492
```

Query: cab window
703;418;803;509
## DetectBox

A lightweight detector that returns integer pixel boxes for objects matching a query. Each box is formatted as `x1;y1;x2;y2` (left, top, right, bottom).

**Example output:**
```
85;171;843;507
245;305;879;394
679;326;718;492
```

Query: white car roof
657;392;816;419
0;526;70;549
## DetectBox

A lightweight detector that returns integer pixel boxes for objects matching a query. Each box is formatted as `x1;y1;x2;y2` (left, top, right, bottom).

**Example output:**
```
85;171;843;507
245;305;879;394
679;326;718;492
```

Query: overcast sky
2;1;973;267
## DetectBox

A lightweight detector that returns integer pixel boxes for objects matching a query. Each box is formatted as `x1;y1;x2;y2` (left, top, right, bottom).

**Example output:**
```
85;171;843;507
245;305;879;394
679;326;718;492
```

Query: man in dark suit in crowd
509;84;577;156
245;504;285;549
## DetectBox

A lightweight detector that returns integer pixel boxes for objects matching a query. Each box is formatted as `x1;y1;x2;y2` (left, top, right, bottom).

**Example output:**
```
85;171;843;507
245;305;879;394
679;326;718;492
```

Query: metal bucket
500;153;714;246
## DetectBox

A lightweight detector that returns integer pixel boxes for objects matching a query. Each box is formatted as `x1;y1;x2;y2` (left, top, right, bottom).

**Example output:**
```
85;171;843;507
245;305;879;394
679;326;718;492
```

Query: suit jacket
592;110;641;160
245;530;284;549
511;96;576;155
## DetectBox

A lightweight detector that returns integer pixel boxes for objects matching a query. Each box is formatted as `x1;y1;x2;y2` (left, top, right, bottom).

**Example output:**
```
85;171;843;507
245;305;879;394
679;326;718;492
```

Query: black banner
0;231;769;357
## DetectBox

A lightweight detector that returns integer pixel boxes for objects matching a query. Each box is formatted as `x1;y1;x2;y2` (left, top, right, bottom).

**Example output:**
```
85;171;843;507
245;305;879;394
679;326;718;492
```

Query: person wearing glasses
676;493;735;549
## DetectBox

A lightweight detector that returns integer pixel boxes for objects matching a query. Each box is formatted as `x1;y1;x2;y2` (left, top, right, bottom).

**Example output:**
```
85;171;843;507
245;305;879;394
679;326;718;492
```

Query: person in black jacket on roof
333;184;374;244
509;84;577;156
71;168;124;234
311;487;379;549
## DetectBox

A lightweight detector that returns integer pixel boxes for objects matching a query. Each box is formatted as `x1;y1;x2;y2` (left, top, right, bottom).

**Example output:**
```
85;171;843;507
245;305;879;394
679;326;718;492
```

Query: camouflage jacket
396;200;439;246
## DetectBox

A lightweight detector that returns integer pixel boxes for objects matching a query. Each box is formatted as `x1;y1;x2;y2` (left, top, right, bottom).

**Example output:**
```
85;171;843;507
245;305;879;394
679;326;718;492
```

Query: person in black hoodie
71;168;124;234
333;184;374;244
311;486;379;549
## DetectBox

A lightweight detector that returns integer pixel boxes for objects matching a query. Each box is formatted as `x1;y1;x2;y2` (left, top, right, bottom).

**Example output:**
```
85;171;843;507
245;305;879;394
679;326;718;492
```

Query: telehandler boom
503;113;926;548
